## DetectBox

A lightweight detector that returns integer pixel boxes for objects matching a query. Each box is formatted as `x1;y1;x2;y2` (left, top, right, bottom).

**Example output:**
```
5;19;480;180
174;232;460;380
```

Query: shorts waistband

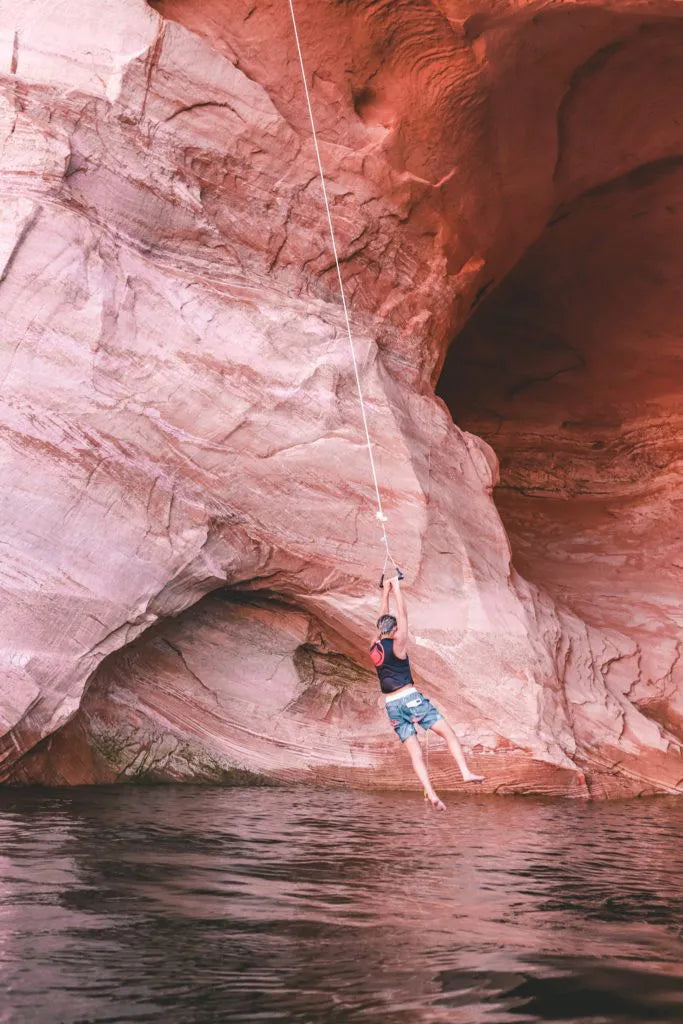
384;686;418;704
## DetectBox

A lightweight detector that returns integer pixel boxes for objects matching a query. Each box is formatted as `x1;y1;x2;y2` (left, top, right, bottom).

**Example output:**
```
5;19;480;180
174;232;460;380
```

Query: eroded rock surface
1;0;681;796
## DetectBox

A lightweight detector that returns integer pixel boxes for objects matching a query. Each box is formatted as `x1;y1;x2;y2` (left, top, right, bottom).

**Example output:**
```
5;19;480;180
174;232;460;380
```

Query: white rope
287;0;392;557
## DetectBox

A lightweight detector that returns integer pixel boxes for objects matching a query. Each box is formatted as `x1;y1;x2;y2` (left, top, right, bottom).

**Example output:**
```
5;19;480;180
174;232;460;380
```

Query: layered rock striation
0;0;681;795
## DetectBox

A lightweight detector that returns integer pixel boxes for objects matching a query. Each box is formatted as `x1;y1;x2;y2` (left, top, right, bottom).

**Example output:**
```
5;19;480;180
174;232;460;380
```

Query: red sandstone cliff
0;0;681;796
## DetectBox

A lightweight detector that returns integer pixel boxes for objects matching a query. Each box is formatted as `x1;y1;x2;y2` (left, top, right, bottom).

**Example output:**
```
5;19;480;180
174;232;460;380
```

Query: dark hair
377;614;397;636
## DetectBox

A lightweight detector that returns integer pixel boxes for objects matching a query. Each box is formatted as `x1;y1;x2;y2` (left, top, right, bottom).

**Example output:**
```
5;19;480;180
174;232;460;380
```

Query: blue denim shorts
385;689;442;742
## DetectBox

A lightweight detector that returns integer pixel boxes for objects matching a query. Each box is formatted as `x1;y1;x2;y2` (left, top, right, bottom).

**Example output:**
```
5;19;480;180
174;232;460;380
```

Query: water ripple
0;788;681;1023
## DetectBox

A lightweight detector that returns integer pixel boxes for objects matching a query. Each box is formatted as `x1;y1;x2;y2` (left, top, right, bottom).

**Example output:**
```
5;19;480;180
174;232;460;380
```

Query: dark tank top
369;637;414;694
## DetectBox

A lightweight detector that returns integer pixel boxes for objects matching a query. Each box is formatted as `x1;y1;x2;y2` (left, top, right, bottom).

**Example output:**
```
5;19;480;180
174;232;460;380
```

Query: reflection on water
0;787;681;1023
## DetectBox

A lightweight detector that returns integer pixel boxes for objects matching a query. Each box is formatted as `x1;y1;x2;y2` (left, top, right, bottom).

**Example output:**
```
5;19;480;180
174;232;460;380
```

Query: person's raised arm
389;576;408;657
373;582;391;642
378;583;391;620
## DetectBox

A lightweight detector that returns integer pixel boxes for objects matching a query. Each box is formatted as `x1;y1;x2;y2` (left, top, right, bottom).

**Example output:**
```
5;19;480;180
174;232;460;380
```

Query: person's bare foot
428;794;447;811
462;772;485;784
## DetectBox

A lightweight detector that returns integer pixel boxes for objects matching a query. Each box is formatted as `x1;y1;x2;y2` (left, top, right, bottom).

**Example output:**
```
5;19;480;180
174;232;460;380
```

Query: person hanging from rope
289;1;482;808
370;575;484;811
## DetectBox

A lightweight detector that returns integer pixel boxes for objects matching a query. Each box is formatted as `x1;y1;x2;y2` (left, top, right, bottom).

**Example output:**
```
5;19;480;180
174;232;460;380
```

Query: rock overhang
0;0;681;795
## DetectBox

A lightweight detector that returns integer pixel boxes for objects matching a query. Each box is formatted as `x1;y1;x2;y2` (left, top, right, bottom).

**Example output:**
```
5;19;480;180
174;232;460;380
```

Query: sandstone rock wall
1;0;681;795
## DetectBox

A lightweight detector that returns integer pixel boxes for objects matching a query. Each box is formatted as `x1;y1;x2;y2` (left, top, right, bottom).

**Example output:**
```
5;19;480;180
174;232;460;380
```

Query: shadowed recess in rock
439;159;683;751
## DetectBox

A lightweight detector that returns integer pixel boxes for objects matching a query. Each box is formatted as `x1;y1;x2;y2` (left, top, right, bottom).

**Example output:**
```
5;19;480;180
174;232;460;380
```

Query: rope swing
287;0;401;582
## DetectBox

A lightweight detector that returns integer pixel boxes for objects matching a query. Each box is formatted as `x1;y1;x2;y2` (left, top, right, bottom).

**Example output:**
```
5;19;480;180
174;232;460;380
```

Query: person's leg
429;718;485;783
403;735;446;811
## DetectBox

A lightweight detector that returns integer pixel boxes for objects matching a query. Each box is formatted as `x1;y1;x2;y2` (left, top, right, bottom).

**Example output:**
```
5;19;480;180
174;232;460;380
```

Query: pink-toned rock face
0;0;681;796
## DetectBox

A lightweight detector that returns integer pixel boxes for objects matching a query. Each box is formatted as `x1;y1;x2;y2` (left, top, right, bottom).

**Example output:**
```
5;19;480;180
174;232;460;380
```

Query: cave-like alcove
438;157;683;674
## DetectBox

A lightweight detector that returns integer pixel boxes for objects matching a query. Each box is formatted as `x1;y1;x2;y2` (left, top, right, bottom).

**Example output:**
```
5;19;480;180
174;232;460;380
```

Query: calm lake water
0;787;681;1023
